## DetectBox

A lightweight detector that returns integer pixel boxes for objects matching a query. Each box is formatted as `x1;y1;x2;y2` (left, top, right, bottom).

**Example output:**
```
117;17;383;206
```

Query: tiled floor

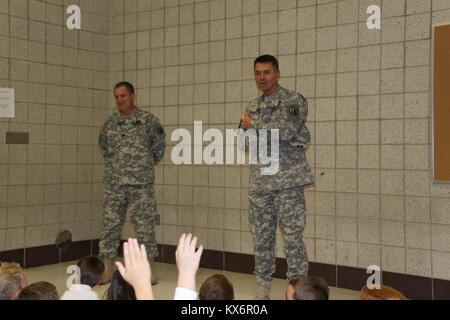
23;260;361;300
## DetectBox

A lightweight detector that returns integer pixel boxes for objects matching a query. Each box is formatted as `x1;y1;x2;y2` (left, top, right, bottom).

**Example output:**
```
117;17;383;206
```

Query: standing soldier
240;55;314;299
98;82;166;284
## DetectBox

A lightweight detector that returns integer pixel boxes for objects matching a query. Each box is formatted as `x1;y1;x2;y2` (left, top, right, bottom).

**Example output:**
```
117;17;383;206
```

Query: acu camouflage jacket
99;107;166;186
244;86;315;192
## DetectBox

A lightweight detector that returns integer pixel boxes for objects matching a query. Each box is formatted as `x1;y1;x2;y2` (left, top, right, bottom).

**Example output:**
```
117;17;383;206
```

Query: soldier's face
114;86;136;116
254;62;280;95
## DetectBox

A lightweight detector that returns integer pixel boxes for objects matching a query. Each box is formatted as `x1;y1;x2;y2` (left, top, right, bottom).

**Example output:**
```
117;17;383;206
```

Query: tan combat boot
255;279;271;300
149;259;158;285
100;257;116;285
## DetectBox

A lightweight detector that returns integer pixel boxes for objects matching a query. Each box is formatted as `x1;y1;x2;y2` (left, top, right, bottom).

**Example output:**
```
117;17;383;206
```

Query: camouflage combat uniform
245;86;314;282
98;107;166;259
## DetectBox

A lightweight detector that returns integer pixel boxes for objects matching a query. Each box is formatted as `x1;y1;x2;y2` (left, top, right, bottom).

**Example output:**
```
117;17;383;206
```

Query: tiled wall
1;0;449;284
108;0;450;282
0;0;108;251
108;0;256;254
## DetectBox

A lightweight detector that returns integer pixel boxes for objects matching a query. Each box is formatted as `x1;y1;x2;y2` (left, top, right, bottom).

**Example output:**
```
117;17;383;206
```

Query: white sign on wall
0;88;14;118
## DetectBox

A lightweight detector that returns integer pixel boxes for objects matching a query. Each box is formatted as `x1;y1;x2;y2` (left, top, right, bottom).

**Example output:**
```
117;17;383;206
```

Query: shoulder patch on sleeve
157;125;165;136
300;94;308;106
287;104;300;121
150;120;165;136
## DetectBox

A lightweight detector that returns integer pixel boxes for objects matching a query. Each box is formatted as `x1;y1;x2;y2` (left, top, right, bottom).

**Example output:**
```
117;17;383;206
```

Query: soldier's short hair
254;55;279;71
289;276;329;300
114;81;135;94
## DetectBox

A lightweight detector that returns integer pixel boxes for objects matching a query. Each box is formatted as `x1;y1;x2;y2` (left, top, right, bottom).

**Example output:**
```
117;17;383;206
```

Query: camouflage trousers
99;183;158;259
249;186;308;282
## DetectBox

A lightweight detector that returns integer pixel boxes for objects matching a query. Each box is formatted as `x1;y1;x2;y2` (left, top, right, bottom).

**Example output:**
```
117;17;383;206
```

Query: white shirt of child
173;287;198;300
61;284;100;300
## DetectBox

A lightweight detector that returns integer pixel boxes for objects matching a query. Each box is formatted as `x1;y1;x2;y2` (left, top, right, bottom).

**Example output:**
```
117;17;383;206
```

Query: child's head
286;276;329;300
0;262;28;300
17;282;59;300
199;274;234;300
360;285;406;300
77;256;105;287
104;270;136;300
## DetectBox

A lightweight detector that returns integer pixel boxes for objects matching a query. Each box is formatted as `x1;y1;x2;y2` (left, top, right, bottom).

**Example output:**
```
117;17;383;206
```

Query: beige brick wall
109;0;450;281
0;0;109;250
1;0;449;282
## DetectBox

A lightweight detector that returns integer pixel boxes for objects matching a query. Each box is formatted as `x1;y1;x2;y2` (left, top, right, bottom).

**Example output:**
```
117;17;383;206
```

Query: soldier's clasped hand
240;113;254;130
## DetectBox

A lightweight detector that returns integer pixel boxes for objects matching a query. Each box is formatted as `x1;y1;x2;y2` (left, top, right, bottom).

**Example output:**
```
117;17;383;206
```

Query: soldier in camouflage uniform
240;55;314;299
98;82;166;284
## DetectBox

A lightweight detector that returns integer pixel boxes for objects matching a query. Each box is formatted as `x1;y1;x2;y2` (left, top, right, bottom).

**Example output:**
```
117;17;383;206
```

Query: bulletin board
432;24;450;183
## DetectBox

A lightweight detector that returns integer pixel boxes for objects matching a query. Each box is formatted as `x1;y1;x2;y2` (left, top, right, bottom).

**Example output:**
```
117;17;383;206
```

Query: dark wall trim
25;245;59;269
1;240;449;300
0;249;24;268
61;240;91;263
